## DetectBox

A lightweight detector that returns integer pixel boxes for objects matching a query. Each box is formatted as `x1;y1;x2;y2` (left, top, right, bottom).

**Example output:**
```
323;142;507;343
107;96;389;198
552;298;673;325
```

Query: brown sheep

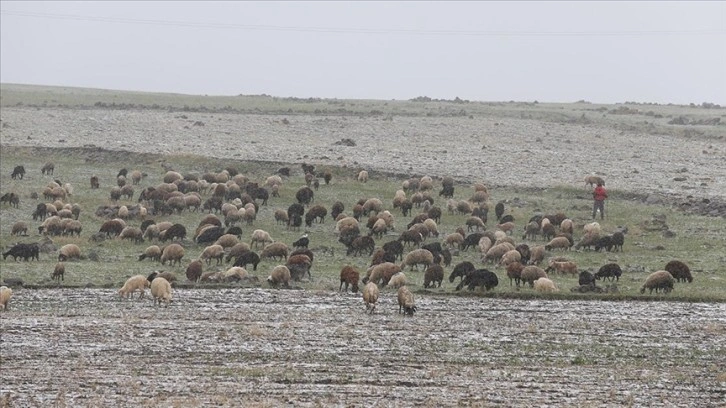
11;221;28;236
545;236;572;251
423;264;444;288
260;242;289;262
363;262;402;287
362;282;379;313
52;262;65;282
521;266;548;288
388;272;407;289
547;260;578;276
199;244;225;266
506;261;525;286
58;244;82;261
664;260;693;283
400;249;434;271
160;243;185;266
119;226;144;244
640;270;675;294
119;275;150;299
186;259;203;282
339;265;360;293
267;265;291;288
397;286;416;316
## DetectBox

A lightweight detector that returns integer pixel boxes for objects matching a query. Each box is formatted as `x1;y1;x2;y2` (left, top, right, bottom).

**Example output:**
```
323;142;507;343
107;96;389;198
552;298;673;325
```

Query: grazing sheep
160;243;185;266
52;262;65;282
388;272;408;289
214;234;240;249
483;243;515;264
232;250;261;271
423;265;444;288
157;271;177;283
199;244;225;266
362;282;379;313
546;260;578;276
506;261;525;287
397;286;417;316
449;261;476;283
362;262;402;287
286;254;312;281
664;260;693;283
640;270;675;294
578;271;595;286
11;221;28;236
444;232;465;249
223;266;249;283
611;231;625;252
594;235;614;252
58;244;82;261
521;266;548;288
400;249;434;271
357;170;369;183
545;236;572;251
200;271;224;283
583;221;601;237
304;205;328;226
195;226;226;245
339;265;360;293
119;226;144;244
90;175;100;189
461;232;485;251
456;269;499;291
0;286;13;310
533;277;558;293
560;219;574;235
260;242;289;262
267;265;291;288
186;259;204;282
594;263;622;282
160;223;186;242
119;275;150;299
251;229;274;249
225;242;251;262
150;277;172;306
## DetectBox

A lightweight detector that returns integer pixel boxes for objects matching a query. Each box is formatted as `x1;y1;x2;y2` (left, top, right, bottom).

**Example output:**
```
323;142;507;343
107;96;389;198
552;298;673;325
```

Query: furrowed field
1;84;725;406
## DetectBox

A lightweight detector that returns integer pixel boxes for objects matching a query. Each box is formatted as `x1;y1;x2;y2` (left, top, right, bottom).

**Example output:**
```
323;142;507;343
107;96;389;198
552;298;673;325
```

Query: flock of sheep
0;159;696;314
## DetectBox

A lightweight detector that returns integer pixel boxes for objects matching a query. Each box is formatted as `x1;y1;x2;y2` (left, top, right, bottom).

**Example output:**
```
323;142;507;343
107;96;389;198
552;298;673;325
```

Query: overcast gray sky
1;1;724;104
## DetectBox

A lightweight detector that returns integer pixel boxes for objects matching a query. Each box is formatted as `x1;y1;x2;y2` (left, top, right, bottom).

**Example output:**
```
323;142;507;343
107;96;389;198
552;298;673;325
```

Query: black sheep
382;240;404;261
595;263;622;282
161;223;187;242
495;202;505;221
293;235;309;249
195;226;225;245
233;251;261;271
11;165;26;180
461;232;485;251
449;261;476;283
578;271;595;286
611;231;625;252
664;260;693;283
594;235;614;252
456;269;498;291
499;214;515;224
2;243;39;261
296;187;314;206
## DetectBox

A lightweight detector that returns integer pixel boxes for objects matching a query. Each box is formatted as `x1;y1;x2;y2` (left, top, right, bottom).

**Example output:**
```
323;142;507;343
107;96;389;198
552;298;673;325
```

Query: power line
1;9;724;37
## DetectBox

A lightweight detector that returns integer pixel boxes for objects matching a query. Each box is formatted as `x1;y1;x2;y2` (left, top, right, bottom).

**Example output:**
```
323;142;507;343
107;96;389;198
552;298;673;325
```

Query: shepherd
592;181;608;220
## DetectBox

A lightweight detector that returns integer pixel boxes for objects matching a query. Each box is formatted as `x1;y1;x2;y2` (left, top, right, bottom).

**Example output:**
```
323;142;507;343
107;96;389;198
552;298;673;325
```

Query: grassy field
2;144;725;302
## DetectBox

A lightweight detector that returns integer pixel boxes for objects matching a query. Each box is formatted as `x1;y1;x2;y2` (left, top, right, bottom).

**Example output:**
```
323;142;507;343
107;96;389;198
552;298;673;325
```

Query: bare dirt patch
1;288;724;406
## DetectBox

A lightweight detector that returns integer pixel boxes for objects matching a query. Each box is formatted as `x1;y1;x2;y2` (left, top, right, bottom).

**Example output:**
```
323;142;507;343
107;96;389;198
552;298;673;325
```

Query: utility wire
1;9;724;37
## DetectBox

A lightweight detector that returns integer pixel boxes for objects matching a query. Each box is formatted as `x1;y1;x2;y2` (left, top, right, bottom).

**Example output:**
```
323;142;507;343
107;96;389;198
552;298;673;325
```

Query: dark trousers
593;200;605;219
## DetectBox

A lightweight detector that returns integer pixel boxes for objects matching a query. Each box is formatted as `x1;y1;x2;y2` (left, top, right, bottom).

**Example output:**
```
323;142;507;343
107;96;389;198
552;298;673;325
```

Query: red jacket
593;186;608;201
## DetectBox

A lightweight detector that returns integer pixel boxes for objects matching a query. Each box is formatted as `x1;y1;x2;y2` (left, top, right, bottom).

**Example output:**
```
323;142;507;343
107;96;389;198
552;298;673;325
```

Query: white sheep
387;272;407;289
199;244;225;265
0;286;12;310
150;276;172;306
533;277;558;293
357;170;369;183
119;275;150;299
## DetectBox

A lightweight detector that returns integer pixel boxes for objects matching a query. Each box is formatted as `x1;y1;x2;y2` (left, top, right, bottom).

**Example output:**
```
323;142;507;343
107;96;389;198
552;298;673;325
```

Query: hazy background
1;1;724;104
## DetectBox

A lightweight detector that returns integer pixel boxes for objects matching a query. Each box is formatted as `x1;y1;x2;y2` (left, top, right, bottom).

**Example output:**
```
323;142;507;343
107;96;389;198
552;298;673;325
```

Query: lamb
533;277;558;293
521;266;548;288
664;260;693;283
545;236;572;251
339;265;360;293
611;231;625;252
506;262;525;287
160;243;185;266
640;270;675;294
400;249;434;271
58;244;82;261
594;263;622;282
90;175;100;189
199;244;225;266
423;265;444;288
546;260;578;276
251;229;274;249
119;275;150;299
260;242;289;262
52;262;65;282
267;265;291;288
388;272;408;289
397;286;416;316
362;282;379;313
186;259;204;282
456;269;499;291
0;286;12;310
357;170;369;183
150;277;173;306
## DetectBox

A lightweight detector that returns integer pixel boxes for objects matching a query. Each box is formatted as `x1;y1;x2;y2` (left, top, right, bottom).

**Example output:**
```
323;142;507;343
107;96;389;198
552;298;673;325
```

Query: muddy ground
1;288;724;407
